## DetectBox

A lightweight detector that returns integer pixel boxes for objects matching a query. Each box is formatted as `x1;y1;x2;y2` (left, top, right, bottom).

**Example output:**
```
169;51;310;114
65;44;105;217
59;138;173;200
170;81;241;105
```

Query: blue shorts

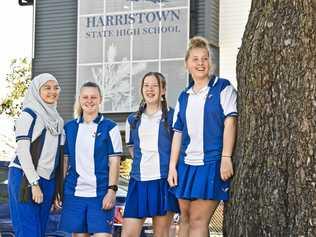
59;195;114;234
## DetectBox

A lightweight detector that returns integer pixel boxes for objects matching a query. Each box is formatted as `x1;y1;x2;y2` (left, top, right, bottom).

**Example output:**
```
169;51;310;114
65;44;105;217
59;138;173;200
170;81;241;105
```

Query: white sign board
77;0;190;112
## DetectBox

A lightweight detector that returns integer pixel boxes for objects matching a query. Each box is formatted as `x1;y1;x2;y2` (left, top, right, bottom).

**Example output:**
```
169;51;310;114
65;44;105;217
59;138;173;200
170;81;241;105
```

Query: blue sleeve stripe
16;136;31;141
225;112;238;117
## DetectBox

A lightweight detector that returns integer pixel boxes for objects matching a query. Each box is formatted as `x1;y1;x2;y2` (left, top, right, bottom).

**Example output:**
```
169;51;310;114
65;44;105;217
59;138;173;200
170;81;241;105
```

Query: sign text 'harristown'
86;10;180;28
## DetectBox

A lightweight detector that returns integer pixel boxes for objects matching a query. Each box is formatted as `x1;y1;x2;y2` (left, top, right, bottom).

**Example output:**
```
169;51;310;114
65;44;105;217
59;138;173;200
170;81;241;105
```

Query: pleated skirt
123;178;179;218
171;160;230;201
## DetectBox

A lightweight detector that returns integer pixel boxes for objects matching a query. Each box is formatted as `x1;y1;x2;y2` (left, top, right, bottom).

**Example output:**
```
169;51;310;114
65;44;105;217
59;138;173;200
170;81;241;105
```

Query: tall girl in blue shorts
122;72;179;237
59;82;122;237
8;73;64;237
168;36;238;237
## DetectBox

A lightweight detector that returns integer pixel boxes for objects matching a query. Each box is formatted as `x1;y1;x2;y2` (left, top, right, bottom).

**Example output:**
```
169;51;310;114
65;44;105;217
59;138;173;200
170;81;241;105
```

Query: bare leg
152;212;174;237
121;218;145;237
178;199;190;237
189;200;219;237
73;233;90;237
93;232;112;237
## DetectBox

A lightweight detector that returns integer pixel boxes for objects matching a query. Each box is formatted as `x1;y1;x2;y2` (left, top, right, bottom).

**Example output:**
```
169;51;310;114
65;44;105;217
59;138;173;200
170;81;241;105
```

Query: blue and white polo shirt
63;114;122;197
173;76;237;166
125;109;174;181
9;108;61;184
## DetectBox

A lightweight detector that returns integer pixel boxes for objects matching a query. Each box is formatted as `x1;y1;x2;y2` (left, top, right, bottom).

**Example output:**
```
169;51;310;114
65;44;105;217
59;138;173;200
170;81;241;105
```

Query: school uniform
59;114;122;234
124;109;179;218
8;108;63;237
172;76;238;201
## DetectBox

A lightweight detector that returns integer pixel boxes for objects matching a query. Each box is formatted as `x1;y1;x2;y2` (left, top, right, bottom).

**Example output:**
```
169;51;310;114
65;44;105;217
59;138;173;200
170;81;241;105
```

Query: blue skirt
171;160;230;201
123;178;179;218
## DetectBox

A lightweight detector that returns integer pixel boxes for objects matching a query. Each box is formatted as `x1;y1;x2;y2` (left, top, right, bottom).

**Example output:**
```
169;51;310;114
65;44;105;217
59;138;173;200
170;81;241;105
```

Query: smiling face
141;74;165;106
39;80;60;104
79;86;102;115
185;47;211;81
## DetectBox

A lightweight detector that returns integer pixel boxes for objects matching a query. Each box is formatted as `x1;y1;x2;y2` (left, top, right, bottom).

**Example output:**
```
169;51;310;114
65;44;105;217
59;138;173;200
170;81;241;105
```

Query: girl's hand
220;156;234;181
102;190;116;210
31;185;43;204
53;193;62;210
167;166;178;187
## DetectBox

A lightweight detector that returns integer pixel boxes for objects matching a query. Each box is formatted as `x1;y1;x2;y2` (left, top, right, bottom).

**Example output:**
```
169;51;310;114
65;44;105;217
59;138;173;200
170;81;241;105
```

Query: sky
0;1;33;100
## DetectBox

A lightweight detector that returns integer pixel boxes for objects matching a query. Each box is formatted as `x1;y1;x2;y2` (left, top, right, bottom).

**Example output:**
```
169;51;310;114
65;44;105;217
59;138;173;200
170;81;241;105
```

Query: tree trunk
224;1;316;236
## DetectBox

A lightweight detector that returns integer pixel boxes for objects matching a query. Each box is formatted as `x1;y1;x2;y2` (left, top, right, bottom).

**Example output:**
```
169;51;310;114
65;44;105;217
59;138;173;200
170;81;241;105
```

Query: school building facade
21;0;250;122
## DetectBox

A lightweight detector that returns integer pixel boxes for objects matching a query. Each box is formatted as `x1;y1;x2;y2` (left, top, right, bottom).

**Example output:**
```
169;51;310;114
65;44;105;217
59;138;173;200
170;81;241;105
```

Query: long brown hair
132;72;169;133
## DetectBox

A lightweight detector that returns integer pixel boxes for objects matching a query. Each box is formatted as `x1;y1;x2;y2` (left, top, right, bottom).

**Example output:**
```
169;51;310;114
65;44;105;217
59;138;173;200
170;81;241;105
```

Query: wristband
108;185;118;192
30;180;39;186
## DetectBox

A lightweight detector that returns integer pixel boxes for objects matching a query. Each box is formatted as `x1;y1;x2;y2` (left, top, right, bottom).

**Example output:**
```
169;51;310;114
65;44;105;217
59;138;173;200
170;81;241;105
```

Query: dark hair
73;81;102;118
132;72;170;134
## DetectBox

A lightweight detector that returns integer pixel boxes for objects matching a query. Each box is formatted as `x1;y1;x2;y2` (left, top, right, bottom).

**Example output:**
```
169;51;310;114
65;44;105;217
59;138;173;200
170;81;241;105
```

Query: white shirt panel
109;125;123;155
184;87;210;165
125;119;132;145
172;100;182;132
75;122;97;197
139;112;161;181
220;85;238;116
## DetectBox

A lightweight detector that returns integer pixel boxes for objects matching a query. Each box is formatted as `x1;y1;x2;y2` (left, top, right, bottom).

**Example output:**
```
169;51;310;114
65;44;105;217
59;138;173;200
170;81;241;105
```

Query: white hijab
22;73;64;136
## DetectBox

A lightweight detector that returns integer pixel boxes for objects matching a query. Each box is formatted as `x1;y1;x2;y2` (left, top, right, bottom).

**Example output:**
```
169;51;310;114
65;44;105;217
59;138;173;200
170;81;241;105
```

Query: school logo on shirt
222;187;229;192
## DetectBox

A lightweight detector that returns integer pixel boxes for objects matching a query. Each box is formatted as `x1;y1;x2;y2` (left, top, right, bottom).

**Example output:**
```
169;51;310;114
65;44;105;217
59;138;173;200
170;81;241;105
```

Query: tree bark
224;1;316;236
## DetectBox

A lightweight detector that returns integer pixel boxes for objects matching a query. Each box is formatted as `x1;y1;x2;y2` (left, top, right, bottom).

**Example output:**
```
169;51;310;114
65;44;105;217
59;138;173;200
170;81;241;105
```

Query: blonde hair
73;97;82;119
185;36;215;74
73;82;102;118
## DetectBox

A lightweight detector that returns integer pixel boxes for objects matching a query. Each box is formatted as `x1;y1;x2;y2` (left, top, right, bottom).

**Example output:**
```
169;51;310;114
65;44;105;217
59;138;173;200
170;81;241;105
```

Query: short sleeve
125;117;134;146
172;99;183;132
15;111;35;141
108;125;123;157
220;85;238;117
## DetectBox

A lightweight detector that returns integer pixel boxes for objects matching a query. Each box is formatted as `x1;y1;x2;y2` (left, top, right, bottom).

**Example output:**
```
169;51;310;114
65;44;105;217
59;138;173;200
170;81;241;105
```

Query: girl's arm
15;112;40;185
15;112;43;204
127;146;134;159
63;155;68;178
220;116;237;181
54;154;68;209
168;131;182;187
102;155;121;210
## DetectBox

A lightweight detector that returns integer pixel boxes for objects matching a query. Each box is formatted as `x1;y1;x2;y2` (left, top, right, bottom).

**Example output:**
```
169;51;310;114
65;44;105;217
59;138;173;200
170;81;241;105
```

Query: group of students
7;36;237;237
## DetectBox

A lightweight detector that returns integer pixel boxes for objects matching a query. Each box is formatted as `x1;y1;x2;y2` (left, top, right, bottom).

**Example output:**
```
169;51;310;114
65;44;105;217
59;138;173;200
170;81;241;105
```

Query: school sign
77;0;190;112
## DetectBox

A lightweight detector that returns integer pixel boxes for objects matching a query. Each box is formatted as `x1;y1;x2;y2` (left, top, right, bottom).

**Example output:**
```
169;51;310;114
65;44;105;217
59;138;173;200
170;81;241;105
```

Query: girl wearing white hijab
8;73;64;237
